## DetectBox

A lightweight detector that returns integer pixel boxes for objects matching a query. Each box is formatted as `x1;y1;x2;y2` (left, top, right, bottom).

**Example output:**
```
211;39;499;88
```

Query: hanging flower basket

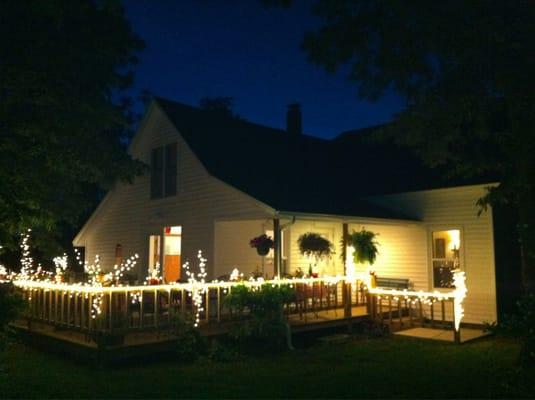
256;245;270;256
298;232;333;260
346;228;380;265
249;234;274;257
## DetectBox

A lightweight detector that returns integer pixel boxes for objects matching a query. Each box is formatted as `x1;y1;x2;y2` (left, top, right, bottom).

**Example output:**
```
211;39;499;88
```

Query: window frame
150;142;178;199
427;225;465;291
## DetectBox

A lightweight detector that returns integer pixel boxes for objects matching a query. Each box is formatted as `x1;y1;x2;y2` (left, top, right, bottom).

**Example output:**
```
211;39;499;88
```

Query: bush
170;314;204;363
224;283;295;353
0;284;25;351
208;338;240;362
490;293;535;366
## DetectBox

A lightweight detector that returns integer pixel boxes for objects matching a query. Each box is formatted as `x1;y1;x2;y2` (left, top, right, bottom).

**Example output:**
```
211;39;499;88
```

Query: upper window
431;229;461;289
150;143;177;199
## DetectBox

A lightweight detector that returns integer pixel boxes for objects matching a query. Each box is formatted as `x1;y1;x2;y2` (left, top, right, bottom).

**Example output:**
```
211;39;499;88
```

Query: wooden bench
371;277;411;326
375;277;410;290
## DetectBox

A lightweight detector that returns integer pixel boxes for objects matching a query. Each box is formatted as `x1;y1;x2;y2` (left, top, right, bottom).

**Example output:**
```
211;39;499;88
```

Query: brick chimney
286;103;302;135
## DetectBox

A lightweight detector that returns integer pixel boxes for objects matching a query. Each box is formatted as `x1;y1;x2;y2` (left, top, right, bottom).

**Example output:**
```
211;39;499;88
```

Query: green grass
1;335;534;398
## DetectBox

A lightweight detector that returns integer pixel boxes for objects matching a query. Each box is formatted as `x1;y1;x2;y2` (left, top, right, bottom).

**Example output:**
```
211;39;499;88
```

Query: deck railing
11;272;467;343
367;283;465;343
12;276;367;338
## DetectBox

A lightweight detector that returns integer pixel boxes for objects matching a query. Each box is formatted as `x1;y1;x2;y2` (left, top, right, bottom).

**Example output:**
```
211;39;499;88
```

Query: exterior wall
73;104;273;279
286;220;344;277
214;219;275;278
368;184;497;325
346;222;427;289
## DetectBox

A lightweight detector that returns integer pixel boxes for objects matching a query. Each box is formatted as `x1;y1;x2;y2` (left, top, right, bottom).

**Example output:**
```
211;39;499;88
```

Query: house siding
73;104;273;278
367;184;497;324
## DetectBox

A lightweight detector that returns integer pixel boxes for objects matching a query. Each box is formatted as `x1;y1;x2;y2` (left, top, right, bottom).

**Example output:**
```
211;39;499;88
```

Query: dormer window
151;142;177;199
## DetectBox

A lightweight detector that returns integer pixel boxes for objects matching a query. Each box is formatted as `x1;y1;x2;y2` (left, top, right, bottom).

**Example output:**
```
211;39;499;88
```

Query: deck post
341;223;352;318
452;299;461;343
273;218;281;278
217;287;222;322
109;292;113;331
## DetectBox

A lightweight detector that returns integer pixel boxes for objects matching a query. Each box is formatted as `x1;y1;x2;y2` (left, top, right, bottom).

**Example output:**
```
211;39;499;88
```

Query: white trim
374;182;500;197
277;211;420;226
487;204;498;322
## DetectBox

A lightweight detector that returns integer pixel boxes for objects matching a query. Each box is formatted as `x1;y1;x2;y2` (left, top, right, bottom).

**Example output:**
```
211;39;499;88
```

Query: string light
6;233;469;331
183;250;208;327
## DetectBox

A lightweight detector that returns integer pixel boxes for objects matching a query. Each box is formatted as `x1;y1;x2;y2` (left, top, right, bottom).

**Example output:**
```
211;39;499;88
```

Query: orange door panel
164;255;181;282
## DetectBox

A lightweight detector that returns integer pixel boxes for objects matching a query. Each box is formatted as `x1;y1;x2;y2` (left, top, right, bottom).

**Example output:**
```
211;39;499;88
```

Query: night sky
124;0;405;139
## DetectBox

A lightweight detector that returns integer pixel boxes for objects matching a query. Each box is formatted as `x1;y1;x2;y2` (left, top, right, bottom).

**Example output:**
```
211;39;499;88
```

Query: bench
375;277;410;290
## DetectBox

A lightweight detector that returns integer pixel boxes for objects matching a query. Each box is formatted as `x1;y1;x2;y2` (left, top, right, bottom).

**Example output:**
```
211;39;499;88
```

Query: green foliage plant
346;228;379;265
170;314;204;362
224;283;295;353
0;284;25;351
297;232;333;260
490;294;535;367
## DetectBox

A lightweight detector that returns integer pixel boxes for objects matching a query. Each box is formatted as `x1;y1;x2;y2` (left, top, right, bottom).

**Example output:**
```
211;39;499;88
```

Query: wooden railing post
343;281;352;318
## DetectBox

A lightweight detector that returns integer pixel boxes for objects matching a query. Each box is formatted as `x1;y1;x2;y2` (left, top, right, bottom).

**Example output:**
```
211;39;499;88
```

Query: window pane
431;229;461;288
433;260;455;288
150;147;163;199
164;143;177;196
432;230;460;259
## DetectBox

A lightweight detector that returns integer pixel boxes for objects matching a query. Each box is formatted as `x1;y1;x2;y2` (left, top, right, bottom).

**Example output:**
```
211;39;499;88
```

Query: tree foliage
0;0;146;253
296;0;535;291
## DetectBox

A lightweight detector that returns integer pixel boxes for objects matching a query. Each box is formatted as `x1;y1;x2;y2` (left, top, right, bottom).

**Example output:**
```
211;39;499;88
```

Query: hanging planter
298;232;333;277
298;232;333;260
249;234;274;257
256;245;270;256
345;228;380;265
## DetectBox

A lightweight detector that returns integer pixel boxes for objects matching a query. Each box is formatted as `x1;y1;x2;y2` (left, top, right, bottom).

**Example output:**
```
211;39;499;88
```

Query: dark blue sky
123;0;405;139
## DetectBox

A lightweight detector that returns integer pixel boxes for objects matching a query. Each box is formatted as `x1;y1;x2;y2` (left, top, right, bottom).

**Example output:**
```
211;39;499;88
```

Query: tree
0;1;146;255
293;1;535;292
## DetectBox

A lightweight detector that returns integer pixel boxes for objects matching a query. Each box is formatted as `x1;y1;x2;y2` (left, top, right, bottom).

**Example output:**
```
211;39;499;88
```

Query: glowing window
431;229;461;289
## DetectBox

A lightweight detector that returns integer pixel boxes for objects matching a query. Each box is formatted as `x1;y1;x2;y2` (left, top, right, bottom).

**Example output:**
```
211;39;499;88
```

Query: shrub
208;339;240;362
490;293;535;366
224;283;295;353
170;314;204;362
0;284;25;351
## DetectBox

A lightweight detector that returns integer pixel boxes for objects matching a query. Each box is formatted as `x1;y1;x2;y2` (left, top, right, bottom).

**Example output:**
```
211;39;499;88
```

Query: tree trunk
517;195;535;294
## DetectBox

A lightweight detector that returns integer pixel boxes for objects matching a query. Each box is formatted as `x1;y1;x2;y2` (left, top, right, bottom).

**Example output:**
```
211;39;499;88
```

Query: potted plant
249;234;274;256
297;232;333;277
345;228;379;286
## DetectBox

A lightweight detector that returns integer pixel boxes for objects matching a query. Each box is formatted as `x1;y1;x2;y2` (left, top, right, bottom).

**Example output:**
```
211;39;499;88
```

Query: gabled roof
155;97;414;221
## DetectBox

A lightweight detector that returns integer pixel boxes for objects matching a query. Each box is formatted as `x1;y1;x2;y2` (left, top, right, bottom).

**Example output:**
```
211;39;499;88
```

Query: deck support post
273;218;281;278
341;223;352;318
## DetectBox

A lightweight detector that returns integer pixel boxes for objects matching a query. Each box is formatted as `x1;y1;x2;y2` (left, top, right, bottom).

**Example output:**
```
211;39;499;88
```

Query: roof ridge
155;95;329;142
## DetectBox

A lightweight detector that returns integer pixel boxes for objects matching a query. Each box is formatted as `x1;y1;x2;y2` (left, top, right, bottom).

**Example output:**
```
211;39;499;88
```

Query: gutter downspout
274;215;297;278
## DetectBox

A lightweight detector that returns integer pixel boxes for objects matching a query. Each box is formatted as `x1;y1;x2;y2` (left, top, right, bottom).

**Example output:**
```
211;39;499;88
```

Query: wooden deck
394;327;490;343
12;304;370;363
10;276;470;360
14;304;369;347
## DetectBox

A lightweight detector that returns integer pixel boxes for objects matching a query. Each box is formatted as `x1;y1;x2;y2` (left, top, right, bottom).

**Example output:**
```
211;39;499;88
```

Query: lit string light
183;250;208;327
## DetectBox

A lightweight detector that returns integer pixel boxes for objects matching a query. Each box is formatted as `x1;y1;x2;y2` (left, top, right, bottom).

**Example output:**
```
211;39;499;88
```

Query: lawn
1;335;534;398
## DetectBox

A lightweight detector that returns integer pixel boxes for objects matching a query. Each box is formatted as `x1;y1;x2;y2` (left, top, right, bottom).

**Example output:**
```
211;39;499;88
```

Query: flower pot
256;246;270;256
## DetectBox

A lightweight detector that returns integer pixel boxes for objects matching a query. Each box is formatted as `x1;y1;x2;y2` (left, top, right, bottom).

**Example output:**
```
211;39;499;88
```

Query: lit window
431;229;461;288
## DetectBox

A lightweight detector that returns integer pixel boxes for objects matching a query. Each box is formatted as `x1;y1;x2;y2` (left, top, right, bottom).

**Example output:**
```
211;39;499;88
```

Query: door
163;226;182;282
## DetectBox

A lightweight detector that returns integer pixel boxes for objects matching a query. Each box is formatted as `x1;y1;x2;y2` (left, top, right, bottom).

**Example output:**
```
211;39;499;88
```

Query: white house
73;97;508;325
